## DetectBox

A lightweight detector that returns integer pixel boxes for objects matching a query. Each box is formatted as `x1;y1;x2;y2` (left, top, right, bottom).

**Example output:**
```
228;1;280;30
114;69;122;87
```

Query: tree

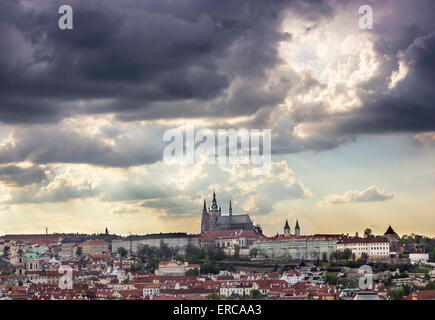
200;255;220;274
117;247;128;258
159;240;172;259
430;248;435;260
2;246;9;257
364;228;373;238
322;252;328;262
342;249;352;261
249;248;258;259
250;289;264;299
130;263;144;272
185;268;199;276
186;245;202;264
324;272;338;285
174;254;184;262
76;246;82;256
207;293;220;300
388;288;405;300
137;244;154;263
402;284;412;296
233;245;240;260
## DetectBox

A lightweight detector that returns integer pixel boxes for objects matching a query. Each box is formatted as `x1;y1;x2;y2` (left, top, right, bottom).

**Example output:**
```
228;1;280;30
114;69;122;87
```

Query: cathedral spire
211;190;218;210
229;200;232;216
284;219;290;235
295;219;300;236
203;199;207;211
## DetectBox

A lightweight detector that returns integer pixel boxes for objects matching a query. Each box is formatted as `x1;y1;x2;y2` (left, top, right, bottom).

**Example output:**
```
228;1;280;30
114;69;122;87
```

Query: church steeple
211;190;218;210
229;200;232;216
284;219;290;235
295;219;300;236
203;199;207;212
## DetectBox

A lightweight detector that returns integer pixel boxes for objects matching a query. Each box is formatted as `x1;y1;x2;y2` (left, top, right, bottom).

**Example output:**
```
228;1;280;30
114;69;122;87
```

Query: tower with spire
201;191;222;233
283;219;290;236
295;220;300;236
200;191;259;235
282;219;301;236
200;199;209;233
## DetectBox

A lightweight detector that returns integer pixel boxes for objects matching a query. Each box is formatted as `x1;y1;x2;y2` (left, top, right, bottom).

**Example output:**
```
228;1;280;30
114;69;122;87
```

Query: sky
0;0;434;237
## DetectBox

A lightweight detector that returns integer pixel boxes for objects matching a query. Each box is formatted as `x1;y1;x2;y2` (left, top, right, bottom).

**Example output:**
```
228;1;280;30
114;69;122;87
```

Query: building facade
198;229;259;255
154;260;200;276
200;192;262;235
252;234;339;261
336;237;390;259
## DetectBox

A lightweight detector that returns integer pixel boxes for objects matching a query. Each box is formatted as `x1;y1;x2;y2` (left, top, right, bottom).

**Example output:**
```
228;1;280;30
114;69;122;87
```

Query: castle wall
112;236;192;255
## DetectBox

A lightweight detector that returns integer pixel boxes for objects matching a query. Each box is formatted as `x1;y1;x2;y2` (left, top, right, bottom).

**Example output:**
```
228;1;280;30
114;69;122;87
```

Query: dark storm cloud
0;125;165;167
267;0;435;154
0;165;48;186
0;0;334;124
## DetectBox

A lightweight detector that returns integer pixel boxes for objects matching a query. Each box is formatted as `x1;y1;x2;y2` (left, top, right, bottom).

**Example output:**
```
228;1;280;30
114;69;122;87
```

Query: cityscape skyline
1;0;435;238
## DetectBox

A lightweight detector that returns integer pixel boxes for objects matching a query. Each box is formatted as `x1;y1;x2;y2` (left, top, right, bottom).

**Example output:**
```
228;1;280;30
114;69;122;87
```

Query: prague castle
200;191;263;236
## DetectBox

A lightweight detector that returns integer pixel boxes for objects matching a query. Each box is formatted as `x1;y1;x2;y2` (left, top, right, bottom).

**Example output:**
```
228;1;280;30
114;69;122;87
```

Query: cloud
0;165;48;186
1;160;310;220
0;119;167;167
318;185;394;206
0;0;335;124
414;132;435;147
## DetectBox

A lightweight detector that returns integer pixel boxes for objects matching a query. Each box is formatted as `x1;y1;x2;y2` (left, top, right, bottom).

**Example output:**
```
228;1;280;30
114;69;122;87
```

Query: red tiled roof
1;234;62;241
338;237;389;244
258;234;343;241
404;290;435;300
159;260;185;266
200;229;258;239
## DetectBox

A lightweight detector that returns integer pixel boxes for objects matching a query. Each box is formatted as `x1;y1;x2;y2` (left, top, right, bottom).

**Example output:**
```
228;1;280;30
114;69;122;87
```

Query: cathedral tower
284;219;290;236
295;220;300;236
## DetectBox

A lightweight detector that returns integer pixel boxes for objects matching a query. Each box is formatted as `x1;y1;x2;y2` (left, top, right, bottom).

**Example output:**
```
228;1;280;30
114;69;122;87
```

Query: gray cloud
0;165;48;187
319;185;394;206
0;0;335;124
0;124;166;167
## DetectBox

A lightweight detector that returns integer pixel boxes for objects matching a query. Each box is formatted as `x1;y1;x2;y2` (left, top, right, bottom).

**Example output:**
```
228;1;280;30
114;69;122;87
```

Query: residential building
154;260;200;276
251;233;340;261
142;283;160;297
337;237;390;259
220;282;253;297
409;252;429;265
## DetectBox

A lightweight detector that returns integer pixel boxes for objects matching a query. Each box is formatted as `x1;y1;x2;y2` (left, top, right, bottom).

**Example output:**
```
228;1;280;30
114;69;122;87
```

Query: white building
220;282;253;297
336;237;390;259
154;260;200;276
142;284;160;297
213;230;258;255
409;252;429;265
280;270;304;284
251;234;340;261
